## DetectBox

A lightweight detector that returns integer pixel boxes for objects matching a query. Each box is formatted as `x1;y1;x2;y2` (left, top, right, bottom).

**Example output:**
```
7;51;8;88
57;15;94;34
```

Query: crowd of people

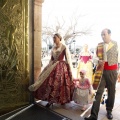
29;28;120;120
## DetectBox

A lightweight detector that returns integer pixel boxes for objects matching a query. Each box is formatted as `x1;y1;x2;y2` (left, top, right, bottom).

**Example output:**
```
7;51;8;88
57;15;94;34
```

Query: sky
42;0;120;49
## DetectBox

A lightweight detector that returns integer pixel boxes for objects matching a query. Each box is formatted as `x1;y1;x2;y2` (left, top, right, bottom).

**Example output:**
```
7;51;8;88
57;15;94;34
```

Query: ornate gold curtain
0;0;30;115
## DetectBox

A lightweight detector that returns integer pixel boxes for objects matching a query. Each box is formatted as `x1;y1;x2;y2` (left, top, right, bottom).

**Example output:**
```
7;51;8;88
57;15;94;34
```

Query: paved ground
39;82;120;120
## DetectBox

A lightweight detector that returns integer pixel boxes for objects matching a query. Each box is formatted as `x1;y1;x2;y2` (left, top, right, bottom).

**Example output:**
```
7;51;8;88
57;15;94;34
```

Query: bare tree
42;13;93;44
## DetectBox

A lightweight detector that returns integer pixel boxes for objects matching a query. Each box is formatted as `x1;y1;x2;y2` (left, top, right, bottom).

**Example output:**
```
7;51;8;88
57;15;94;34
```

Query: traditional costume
77;51;93;84
29;43;74;104
90;40;119;119
73;70;93;107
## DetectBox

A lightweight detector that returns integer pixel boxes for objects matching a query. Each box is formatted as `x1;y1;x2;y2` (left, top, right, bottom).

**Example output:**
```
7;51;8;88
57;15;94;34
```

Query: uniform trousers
91;70;117;119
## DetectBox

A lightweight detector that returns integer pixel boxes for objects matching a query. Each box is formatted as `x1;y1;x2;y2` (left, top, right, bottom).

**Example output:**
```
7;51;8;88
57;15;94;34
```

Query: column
34;0;44;81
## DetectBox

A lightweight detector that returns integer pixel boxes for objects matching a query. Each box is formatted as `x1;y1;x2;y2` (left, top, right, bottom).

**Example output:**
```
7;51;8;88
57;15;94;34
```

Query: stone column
34;0;44;81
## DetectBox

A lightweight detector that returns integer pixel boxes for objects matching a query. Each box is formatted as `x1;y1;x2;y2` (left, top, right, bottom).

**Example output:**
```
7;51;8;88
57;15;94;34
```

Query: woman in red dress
29;33;74;107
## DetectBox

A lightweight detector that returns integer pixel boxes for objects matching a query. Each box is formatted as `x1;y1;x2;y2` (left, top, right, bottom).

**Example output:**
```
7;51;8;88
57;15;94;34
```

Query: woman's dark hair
54;33;62;41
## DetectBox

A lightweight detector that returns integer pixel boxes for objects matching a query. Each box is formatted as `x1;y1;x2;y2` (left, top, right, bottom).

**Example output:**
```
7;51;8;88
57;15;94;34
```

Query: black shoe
45;103;53;108
107;111;113;119
84;116;97;120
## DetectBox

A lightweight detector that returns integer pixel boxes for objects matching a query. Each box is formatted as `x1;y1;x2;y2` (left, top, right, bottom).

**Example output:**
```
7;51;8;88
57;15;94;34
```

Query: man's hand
98;60;105;65
117;73;120;82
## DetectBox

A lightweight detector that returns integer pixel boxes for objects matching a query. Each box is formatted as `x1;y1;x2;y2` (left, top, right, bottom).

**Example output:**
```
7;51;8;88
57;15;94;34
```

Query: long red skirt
34;61;74;104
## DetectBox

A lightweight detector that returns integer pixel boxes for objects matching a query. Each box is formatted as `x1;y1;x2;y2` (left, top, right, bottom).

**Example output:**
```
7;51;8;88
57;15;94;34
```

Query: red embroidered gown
33;44;74;104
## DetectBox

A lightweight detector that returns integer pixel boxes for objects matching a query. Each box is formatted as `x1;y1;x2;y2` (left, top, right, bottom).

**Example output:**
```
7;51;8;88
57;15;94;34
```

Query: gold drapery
0;0;30;115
